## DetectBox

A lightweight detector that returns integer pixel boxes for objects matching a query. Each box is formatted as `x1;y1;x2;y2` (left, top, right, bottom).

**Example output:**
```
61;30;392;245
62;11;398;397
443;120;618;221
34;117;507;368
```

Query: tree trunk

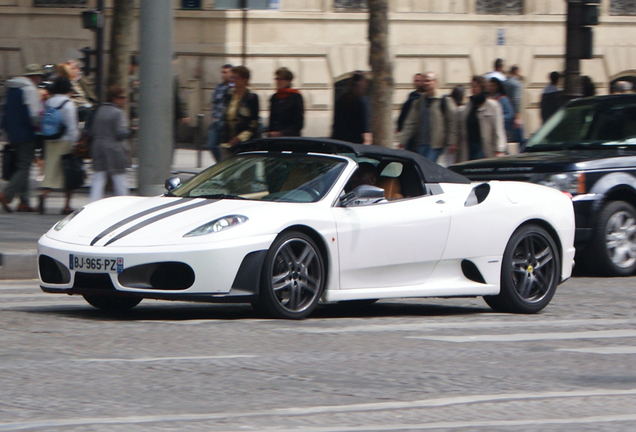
368;0;393;148
107;0;134;91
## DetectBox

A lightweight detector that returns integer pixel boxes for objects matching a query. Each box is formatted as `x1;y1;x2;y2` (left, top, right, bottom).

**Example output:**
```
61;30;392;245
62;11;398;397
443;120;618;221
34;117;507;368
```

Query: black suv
451;94;636;276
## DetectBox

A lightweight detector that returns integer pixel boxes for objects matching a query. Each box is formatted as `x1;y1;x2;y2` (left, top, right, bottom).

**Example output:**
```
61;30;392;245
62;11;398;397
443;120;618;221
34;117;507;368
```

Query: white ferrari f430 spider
38;139;575;319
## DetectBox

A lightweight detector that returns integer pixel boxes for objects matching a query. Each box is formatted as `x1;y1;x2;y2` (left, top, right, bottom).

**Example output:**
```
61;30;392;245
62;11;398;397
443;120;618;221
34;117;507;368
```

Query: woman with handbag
39;77;79;215
87;85;131;202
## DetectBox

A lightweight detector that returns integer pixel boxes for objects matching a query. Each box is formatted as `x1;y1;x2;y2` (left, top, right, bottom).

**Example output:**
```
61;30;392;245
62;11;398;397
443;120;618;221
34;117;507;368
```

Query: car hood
451;150;636;177
44;196;310;247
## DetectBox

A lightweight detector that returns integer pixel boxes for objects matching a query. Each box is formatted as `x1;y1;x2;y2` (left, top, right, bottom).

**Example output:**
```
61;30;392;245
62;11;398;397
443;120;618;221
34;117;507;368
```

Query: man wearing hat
0;64;45;212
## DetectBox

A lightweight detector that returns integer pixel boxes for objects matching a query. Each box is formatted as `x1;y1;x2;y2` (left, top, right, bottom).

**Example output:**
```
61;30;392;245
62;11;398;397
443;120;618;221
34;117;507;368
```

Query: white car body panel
333;195;451;289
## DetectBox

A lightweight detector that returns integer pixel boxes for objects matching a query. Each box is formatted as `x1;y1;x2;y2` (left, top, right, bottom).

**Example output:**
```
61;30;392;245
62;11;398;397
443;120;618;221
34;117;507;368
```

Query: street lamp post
564;0;583;97
564;0;600;98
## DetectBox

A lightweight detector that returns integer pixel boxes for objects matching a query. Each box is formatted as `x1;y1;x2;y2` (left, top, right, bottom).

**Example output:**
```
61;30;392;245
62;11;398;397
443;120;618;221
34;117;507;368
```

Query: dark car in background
451;94;636;276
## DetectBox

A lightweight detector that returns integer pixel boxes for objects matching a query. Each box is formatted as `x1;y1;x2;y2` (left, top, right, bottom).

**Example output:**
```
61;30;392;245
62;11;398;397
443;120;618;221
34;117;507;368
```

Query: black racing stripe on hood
104;199;218;246
91;199;193;246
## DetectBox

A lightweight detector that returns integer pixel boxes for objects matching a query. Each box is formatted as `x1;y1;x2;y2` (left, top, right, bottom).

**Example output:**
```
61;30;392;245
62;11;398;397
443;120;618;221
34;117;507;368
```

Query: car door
333;195;451;290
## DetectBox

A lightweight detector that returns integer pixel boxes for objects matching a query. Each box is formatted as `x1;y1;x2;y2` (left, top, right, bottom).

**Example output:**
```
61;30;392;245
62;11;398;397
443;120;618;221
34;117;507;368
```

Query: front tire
484;224;560;314
589;201;636;276
255;231;325;319
83;294;142;312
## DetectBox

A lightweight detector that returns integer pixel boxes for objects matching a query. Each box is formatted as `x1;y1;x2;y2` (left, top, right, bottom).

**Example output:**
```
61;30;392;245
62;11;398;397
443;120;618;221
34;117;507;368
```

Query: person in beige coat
399;72;456;163
455;75;507;162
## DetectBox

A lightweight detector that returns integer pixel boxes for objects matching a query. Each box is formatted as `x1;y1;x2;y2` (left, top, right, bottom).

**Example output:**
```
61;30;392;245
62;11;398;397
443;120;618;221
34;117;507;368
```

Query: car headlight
54;208;84;231
537;173;585;195
184;215;248;237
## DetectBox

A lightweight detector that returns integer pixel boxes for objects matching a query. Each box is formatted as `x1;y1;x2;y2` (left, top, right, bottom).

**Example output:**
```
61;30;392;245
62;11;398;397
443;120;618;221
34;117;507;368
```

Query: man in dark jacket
540;71;562;123
0;64;44;213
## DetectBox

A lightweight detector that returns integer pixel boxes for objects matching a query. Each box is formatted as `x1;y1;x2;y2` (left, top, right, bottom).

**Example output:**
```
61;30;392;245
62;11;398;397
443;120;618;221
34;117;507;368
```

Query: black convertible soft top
232;138;471;185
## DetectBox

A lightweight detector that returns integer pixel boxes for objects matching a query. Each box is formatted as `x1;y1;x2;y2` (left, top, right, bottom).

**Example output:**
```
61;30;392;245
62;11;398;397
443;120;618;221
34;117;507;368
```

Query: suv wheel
591;200;636;276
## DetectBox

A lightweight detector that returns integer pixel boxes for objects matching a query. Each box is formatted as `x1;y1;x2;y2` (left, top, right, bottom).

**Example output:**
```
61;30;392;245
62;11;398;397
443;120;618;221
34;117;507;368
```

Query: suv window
527;102;636;150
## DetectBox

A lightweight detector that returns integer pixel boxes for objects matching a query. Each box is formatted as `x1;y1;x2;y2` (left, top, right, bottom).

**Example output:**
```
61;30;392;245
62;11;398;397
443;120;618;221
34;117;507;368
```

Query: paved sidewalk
0;148;215;280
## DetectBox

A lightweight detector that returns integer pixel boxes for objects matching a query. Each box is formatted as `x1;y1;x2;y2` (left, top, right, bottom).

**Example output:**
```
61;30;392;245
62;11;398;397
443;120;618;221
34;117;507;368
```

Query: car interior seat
375;176;403;200
281;166;314;191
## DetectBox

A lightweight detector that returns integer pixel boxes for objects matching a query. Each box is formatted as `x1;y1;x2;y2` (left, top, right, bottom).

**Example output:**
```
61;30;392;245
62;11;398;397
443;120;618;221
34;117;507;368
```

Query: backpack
40;99;69;140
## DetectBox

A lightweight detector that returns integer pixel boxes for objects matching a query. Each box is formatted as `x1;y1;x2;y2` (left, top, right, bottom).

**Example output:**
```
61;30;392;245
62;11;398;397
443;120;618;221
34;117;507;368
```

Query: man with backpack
0;64;45;213
399;72;457;163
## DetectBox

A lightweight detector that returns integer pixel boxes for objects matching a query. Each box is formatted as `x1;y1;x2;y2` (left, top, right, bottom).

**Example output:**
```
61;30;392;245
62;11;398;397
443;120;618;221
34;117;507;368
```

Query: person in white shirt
483;58;507;82
39;76;79;215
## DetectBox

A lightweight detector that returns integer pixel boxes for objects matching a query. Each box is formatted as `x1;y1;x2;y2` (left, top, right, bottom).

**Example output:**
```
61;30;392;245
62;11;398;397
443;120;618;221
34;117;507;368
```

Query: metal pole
564;0;582;98
138;0;174;196
241;0;247;65
95;0;105;102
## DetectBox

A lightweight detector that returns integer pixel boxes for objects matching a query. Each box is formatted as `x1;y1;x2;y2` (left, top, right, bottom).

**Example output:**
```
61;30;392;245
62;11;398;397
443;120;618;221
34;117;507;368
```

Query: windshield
170;153;347;203
526;102;636;151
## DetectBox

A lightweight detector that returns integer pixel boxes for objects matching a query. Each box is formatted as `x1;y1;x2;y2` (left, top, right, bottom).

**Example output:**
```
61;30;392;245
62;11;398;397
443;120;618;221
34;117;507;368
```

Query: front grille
73;272;116;290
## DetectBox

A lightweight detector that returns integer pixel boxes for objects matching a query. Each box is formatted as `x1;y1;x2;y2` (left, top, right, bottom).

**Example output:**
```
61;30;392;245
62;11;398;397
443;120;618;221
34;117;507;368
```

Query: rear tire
588;201;636;276
83;294;142;312
484;224;560;314
255;231;325;319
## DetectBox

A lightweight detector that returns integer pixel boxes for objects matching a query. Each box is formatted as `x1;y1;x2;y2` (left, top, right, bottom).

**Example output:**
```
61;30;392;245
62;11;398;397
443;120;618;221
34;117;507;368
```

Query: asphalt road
1;276;635;431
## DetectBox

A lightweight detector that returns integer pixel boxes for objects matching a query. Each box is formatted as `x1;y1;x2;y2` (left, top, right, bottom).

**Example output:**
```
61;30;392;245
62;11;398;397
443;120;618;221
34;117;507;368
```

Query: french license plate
69;254;124;273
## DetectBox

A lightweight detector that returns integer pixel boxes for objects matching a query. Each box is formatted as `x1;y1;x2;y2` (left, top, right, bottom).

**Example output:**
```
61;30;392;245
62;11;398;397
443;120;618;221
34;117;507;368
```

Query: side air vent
118;262;195;290
39;255;71;284
464;183;490;207
461;260;486;284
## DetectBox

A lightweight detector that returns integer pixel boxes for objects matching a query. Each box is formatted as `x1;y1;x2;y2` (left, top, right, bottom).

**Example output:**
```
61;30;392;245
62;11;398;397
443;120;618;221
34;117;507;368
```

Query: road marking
283;319;636;334
220;414;636;431
559;346;636;355
1;388;636;431
76;355;257;363
0;293;61;299
407;329;636;343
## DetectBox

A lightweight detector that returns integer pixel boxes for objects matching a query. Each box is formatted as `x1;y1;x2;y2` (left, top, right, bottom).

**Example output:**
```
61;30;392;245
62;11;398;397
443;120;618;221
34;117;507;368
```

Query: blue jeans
206;122;222;163
416;145;444;163
514;126;527;152
469;141;485;160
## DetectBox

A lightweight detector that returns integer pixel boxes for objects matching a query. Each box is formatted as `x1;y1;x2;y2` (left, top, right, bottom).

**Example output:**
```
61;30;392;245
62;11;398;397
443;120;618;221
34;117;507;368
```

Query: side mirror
340;185;385;207
165;176;181;193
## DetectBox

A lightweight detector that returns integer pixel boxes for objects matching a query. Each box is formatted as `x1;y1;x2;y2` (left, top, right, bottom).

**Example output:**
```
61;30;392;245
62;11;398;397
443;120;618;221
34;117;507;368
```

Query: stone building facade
1;0;636;139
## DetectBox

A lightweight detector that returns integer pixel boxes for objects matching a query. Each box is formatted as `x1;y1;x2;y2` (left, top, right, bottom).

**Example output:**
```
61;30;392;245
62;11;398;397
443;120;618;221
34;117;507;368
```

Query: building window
33;0;86;6
214;0;277;9
476;0;523;15
611;0;636;15
182;0;202;9
334;0;368;10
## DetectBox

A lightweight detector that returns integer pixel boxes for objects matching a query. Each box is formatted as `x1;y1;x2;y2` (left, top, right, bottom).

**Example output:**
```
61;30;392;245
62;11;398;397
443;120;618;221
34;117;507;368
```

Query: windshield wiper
193;194;247;200
525;143;566;152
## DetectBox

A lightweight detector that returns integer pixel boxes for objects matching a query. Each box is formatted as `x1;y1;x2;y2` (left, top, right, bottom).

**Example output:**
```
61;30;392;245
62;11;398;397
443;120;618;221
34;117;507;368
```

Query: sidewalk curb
0;251;38;280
